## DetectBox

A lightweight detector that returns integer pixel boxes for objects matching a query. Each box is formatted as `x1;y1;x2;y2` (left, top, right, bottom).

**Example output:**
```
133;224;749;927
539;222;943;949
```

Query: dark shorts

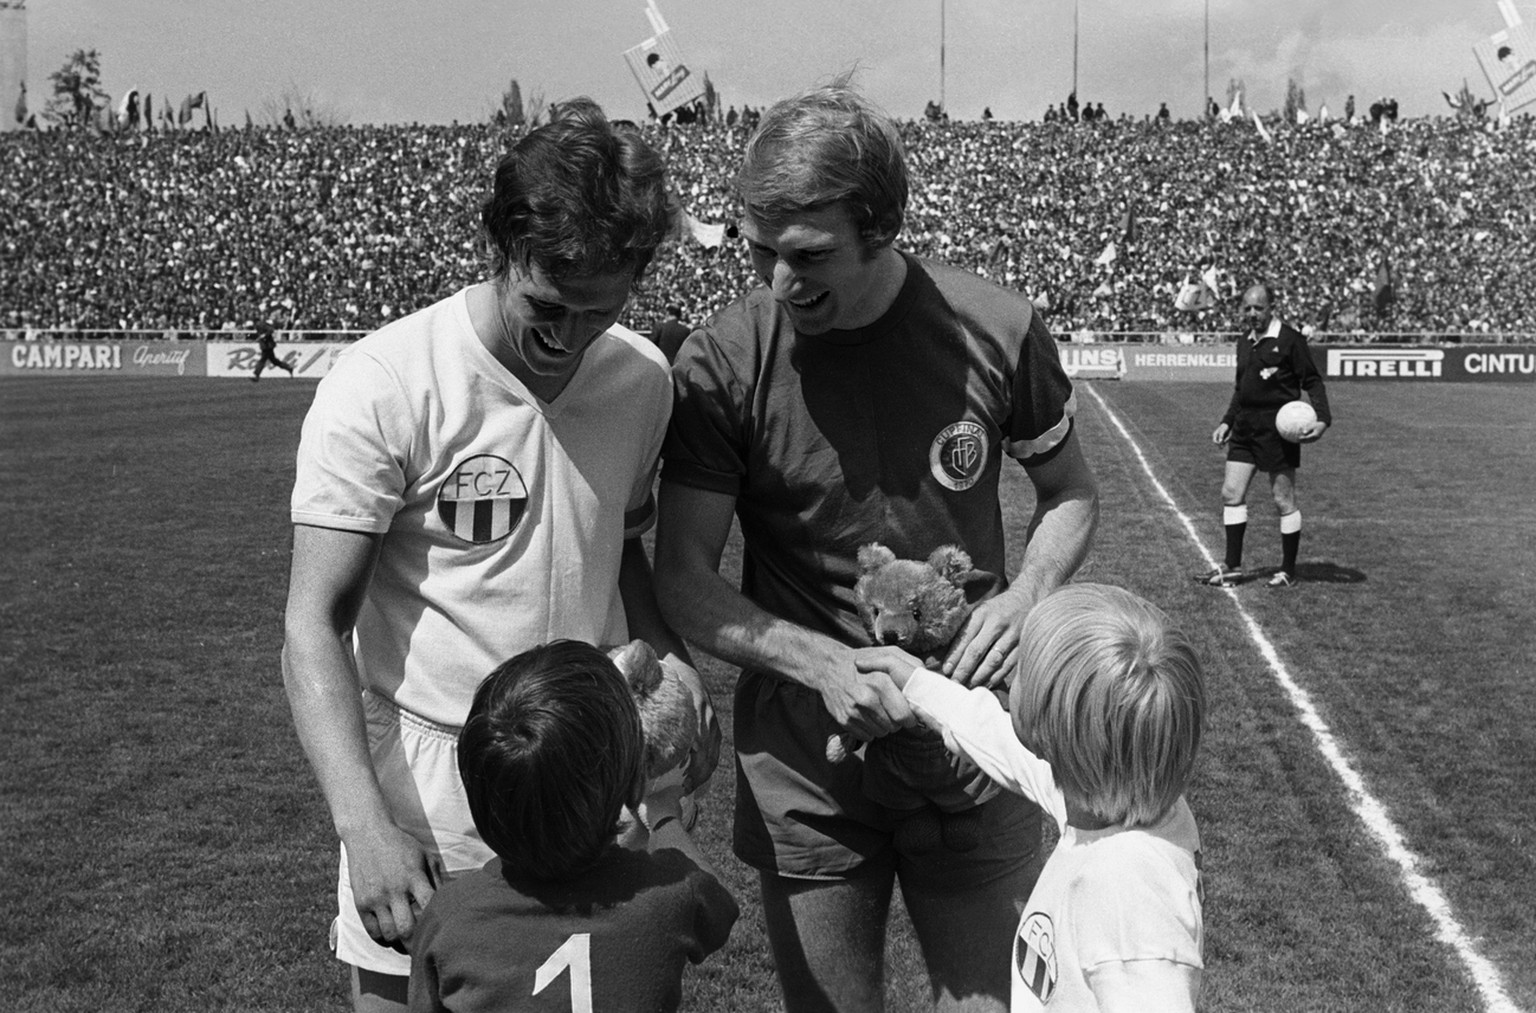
732;668;1042;889
1228;408;1300;472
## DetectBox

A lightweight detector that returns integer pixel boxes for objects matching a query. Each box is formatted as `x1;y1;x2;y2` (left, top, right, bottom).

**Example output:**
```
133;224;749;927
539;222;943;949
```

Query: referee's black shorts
1227;407;1300;472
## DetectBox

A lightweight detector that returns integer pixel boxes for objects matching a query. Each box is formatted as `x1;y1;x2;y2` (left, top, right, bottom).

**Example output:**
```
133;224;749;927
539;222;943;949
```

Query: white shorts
331;690;494;976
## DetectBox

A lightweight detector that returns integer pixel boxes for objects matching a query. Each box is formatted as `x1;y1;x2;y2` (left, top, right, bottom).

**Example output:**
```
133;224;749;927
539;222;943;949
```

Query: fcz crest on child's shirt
929;420;988;492
437;454;528;544
1014;911;1058;1003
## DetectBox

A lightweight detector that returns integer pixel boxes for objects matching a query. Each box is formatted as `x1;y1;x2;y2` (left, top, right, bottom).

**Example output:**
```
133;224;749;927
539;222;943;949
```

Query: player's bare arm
282;524;442;952
654;481;913;740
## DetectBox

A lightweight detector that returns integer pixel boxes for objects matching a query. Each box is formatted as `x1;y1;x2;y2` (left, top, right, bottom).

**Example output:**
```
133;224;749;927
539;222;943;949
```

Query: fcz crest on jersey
1015;911;1058;1003
929;420;989;492
437;454;528;544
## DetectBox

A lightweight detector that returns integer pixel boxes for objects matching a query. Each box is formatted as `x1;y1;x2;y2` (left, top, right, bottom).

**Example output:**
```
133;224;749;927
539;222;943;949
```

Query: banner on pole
623;1;706;118
1474;3;1536;113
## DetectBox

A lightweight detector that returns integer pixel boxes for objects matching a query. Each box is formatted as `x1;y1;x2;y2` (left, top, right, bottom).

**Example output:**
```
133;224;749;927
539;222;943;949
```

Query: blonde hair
1011;584;1204;827
736;79;907;252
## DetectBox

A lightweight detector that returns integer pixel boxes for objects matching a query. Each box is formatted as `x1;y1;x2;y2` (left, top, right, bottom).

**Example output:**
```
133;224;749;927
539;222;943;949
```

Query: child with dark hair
407;641;737;1013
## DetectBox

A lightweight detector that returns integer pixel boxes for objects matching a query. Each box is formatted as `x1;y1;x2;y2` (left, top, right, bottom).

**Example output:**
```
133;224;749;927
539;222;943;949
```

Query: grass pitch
2;376;1532;1012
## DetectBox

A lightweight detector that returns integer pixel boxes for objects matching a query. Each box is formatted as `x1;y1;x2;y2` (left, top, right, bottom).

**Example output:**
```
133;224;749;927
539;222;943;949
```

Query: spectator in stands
2;110;1533;340
649;304;691;363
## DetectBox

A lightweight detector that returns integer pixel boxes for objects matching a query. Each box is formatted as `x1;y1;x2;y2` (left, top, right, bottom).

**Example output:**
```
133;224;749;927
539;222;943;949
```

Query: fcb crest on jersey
929;420;989;492
1015;911;1058;1003
437;454;528;544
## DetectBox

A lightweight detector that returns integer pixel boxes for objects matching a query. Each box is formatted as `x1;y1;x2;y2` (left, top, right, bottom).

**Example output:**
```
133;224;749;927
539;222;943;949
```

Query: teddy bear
828;542;1005;854
608;639;699;779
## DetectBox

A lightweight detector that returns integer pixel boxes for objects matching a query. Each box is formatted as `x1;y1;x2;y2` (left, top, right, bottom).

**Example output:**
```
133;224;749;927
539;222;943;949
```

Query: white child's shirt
904;669;1205;1012
292;287;672;726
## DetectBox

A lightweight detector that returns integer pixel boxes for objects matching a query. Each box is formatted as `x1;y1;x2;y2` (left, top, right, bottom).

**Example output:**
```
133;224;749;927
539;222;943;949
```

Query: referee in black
1198;283;1331;588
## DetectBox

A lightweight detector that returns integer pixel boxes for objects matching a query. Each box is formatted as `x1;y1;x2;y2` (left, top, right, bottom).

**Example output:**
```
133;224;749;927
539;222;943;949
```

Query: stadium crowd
2;112;1533;338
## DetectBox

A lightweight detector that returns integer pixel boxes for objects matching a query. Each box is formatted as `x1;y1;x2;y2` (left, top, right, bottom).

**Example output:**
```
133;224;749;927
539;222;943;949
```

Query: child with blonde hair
857;583;1205;1012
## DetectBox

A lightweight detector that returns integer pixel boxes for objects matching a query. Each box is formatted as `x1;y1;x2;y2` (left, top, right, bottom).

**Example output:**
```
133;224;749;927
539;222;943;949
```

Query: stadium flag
685;211;725;248
1119;206;1137;244
1174;275;1217;312
1317;103;1330;123
1201;263;1223;298
1474;20;1536;113
178;91;206;126
1092;280;1114;298
623;0;706;118
1095;241;1117;266
1252;109;1273;143
1296;107;1310;125
1443;89;1465;112
13;81;25;125
116;89;139;126
1497;99;1512;129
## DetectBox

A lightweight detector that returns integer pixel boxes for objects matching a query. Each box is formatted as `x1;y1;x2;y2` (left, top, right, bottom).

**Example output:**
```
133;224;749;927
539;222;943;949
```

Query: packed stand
2;113;1533;338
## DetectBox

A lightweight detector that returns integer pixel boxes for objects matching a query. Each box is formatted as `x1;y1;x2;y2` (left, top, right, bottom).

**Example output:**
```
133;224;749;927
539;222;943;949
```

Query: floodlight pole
1204;0;1210;117
1072;0;1079;98
940;0;947;113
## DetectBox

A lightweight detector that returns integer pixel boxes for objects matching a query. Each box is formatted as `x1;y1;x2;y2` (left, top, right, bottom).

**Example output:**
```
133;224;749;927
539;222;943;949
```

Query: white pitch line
1083;384;1522;1013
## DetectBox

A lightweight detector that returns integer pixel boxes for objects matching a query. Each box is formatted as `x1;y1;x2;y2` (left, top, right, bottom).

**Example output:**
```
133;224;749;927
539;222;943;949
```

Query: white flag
1252;110;1273;144
1095;242;1117;266
685;212;725;249
1174;276;1216;312
1201;263;1222;297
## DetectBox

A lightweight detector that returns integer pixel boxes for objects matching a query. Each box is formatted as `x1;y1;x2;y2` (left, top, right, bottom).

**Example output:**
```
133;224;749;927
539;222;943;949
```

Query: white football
1276;400;1318;443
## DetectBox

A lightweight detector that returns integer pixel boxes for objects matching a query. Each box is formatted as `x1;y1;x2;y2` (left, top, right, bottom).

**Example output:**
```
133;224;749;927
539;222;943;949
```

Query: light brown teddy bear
829;543;1004;854
608;640;698;779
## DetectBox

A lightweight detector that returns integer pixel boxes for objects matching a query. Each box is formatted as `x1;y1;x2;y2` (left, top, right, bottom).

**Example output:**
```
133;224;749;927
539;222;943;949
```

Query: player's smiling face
492;262;634;384
740;206;901;335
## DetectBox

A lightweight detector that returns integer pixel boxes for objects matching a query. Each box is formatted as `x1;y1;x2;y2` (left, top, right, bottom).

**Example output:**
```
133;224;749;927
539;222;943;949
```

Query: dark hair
480;97;679;286
736;80;908;251
458;640;645;882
